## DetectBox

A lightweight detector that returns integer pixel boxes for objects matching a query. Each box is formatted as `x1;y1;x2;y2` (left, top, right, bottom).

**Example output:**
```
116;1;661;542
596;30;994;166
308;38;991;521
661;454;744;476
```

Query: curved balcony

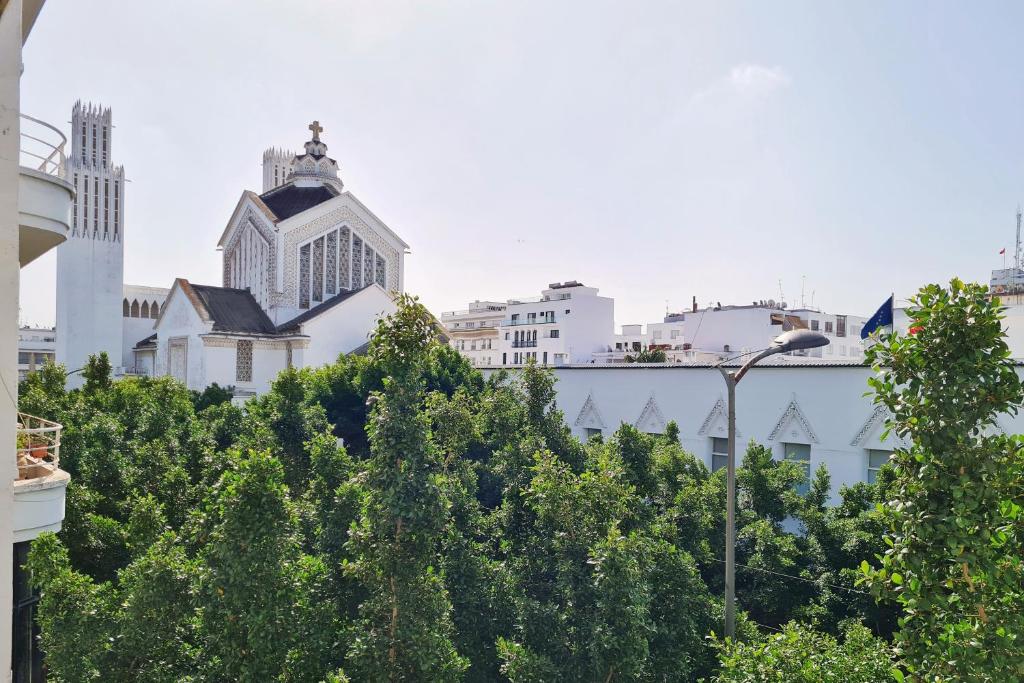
19;114;73;266
13;413;69;542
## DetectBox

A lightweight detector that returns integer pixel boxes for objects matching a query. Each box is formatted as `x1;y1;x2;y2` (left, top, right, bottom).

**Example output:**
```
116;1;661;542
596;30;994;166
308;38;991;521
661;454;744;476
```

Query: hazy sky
18;1;1024;328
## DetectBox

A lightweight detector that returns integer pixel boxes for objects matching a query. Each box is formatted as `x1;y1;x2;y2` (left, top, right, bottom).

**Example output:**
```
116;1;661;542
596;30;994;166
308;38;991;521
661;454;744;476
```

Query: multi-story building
497;281;614;366
17;326;56;381
593;321;693;363
440;301;506;367
664;300;868;362
3;1;73;678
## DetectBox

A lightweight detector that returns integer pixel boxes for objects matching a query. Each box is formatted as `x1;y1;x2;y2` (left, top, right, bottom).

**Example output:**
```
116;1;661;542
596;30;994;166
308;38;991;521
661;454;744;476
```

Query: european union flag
861;295;894;339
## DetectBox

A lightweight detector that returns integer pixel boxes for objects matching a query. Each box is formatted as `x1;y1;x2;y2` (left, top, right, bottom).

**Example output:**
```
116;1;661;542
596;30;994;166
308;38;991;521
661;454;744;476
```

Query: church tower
262;147;295;192
56;102;125;384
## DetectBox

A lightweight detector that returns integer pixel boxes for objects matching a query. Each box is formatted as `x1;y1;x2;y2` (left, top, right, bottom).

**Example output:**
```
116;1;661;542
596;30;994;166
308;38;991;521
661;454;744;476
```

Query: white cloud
691;63;792;104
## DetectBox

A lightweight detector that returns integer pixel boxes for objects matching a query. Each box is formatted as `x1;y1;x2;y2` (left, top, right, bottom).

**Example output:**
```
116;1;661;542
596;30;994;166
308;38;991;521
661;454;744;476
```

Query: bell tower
55;101;126;384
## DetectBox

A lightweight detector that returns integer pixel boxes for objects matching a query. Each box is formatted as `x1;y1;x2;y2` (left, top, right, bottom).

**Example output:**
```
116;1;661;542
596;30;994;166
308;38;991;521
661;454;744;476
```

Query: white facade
55;102;126;385
17;326;56;382
665;304;868;362
4;2;72;677
484;362;955;503
121;284;168;371
441;301;506;367
498;281;614;366
593;321;691;363
262;147;296;192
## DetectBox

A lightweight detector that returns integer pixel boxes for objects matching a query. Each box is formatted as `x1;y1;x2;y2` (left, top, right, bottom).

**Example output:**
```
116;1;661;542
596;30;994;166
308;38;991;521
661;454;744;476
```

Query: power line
711;557;871;596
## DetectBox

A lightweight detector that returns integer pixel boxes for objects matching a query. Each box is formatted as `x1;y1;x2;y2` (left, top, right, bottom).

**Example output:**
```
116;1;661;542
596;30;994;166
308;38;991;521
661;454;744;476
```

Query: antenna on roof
800;276;806;308
1016;206;1022;271
777;279;785;309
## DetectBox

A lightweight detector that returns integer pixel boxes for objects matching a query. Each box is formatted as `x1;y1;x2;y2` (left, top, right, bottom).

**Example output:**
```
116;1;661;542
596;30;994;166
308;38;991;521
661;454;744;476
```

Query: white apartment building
497;281;614;366
17;327;56;382
593;321;696;363
3;1;73;678
665;301;868;362
440;301;506;367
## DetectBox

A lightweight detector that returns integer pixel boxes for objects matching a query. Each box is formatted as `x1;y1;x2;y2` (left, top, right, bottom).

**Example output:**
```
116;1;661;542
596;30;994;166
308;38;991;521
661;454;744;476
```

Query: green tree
863;279;1024;680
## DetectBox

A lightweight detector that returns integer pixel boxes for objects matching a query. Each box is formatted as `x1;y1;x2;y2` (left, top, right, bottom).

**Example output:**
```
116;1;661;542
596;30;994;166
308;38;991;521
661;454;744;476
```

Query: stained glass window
299;243;311;308
352;236;363;289
375;254;386;288
326;230;337;297
339;228;351;290
312;237;324;303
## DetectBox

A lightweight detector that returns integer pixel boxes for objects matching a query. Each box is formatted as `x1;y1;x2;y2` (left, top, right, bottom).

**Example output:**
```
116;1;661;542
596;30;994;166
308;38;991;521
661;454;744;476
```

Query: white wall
482;364;976;504
201;339;289;395
299;285;396;367
153;288;209;390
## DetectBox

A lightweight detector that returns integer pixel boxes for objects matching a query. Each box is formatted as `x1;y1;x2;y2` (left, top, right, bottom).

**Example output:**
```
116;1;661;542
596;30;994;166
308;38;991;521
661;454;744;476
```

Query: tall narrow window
123;299;130;317
375;253;386;288
102;126;108;166
299;243;311;308
312;237;324;303
151;301;159;319
784;443;812;495
82;174;89;236
80;121;87;162
113;180;120;238
836;315;847;337
72;173;79;233
326;230;337;296
867;449;892;484
93;178;99;234
339;228;351;290
91;124;97;165
363;245;374;287
141;301;149;318
352;236;363;288
130;300;139;317
711;437;728;472
236;340;253;382
103;179;109;236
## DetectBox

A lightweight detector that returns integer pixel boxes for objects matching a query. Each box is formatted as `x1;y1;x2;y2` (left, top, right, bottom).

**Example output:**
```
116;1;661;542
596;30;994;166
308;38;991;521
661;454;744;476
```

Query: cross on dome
308;120;323;141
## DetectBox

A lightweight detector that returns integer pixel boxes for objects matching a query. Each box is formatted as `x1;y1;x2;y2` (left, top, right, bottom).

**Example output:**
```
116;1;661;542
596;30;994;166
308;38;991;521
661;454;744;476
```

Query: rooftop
258;182;338;221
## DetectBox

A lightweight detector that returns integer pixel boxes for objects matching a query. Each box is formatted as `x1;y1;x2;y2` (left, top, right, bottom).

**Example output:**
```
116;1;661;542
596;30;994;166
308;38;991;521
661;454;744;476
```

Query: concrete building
17;326;56;382
593;321;695;363
497;281;614;366
121;284;168;373
441;301;506;367
3;1;73;677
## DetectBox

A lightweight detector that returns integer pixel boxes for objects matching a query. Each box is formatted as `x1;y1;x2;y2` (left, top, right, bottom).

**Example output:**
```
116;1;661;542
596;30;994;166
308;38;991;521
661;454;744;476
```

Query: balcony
502;316;557;327
13;413;69;543
19;114;73;266
511;340;538;348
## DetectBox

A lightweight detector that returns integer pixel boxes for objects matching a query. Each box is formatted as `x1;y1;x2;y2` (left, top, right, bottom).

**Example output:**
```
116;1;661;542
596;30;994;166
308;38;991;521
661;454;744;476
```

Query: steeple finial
308;120;323;142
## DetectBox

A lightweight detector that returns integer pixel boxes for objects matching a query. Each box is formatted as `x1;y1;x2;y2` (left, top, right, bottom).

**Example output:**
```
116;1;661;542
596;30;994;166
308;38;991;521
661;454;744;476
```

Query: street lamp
717;328;829;639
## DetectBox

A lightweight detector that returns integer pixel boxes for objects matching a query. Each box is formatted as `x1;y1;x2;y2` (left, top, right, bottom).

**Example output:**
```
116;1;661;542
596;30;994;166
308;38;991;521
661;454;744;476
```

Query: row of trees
19;283;1024;681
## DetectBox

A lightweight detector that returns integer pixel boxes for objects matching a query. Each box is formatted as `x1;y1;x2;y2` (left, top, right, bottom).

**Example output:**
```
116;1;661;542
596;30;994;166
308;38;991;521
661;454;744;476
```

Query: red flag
1000;248;1007;255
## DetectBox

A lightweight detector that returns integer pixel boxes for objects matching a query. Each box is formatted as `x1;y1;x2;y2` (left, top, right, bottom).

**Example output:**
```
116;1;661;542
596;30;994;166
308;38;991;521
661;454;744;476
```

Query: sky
17;0;1024;328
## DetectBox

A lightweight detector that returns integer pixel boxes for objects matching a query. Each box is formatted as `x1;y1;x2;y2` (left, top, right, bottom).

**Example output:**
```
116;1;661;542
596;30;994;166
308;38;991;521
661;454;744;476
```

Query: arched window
151;301;160;319
123;299;130;317
130;300;139;317
140;301;150;318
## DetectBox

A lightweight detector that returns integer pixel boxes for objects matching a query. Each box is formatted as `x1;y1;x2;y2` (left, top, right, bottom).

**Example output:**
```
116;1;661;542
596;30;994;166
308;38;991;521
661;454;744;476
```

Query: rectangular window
114;180;120;237
584;427;602;440
93;177;99;233
550;330;560;338
364;245;374;288
502;353;507;364
103;178;109;235
102;126;108;166
236;340;253;382
836;315;847;337
312;237;324;303
824;321;834;334
17;352;30;365
339;227;351;290
810;319;819;331
867;449;892;484
299;243;311;308
91;123;97;165
711;437;729;472
325;230;337;297
670;330;680;339
72;173;79;231
375;253;387;288
352;236;363;288
82;174;89;235
784;442;812;495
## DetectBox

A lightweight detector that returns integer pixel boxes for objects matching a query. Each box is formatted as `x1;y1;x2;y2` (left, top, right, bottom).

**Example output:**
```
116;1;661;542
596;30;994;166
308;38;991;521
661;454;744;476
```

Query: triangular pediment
767;395;818;444
850;404;904;449
635;394;667;435
697;396;741;439
574;392;606;430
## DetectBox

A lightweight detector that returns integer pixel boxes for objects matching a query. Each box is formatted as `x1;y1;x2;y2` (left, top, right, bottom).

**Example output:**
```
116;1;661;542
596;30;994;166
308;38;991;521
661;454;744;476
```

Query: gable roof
276;286;370;332
133;333;157;349
259;182;339;221
188;284;278;334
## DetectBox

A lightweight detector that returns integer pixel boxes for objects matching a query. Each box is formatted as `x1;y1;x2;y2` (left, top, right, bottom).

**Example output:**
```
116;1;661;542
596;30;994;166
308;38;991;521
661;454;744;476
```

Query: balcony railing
511;340;538;348
502;316;556;327
20;114;67;179
16;413;62;480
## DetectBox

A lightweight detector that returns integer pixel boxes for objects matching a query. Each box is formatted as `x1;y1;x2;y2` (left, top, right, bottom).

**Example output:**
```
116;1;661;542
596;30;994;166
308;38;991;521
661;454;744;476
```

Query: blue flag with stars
861;295;894;339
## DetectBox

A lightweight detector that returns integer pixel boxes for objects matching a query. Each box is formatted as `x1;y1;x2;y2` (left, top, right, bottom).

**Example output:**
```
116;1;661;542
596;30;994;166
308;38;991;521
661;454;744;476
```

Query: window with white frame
583;427;602;440
783;442;811;495
711;437;728;472
236;340;253;382
867;449;892;483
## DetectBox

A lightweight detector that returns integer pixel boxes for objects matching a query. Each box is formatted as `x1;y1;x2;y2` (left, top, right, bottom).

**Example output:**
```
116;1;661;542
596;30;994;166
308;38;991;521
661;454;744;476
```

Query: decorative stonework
850;405;890;447
222;208;277;299
574;392;606;430
767;395;819;443
280;205;401;306
635;394;667;435
697;397;739;438
235;339;253;382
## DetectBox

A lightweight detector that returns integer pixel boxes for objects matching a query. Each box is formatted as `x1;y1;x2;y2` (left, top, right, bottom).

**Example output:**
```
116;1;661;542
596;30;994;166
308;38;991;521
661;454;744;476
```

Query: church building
142;121;406;394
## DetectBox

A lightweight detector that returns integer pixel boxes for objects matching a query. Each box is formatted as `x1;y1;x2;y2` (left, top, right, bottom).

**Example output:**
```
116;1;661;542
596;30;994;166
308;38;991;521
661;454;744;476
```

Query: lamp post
717;328;829;639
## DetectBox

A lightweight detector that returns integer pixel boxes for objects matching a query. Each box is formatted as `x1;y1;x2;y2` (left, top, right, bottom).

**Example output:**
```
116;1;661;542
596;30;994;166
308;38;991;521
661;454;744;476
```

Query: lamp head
772;329;830;353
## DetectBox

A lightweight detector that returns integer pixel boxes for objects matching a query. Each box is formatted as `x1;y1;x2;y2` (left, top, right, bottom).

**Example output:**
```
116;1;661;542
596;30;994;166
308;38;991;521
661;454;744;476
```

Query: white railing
20;114;67;179
16;413;62;480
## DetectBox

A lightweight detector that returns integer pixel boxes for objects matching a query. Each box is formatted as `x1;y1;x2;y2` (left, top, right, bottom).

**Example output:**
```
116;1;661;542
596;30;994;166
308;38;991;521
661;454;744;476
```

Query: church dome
289;121;343;190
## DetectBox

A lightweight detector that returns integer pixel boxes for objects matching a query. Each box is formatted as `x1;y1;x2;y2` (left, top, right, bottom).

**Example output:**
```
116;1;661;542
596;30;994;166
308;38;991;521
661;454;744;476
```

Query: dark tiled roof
258;183;338;221
133;333;157;349
277;286;368;332
190;284;278;334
